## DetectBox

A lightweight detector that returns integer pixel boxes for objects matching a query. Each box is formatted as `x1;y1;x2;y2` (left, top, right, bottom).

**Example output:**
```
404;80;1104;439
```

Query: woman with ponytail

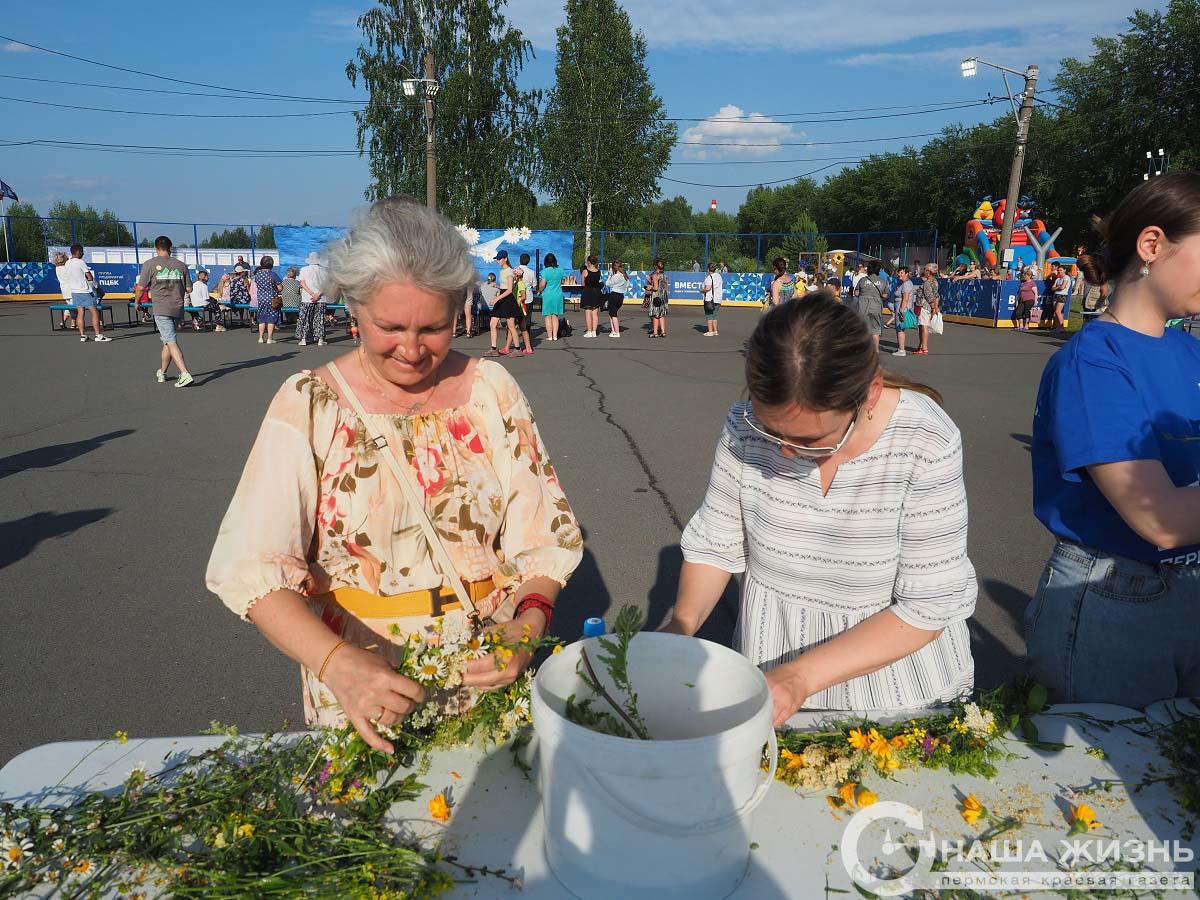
663;292;977;724
1027;172;1200;707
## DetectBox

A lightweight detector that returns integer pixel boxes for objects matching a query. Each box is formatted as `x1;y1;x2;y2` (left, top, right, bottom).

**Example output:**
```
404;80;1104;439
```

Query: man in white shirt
61;244;111;342
702;262;723;336
850;262;868;289
297;252;328;346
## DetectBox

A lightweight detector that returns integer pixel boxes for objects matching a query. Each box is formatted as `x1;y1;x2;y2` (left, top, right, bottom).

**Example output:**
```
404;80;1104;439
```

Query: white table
3;703;1197;898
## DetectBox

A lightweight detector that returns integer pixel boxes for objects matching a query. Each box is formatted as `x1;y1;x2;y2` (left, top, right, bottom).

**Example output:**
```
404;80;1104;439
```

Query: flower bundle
770;681;1047;793
0;624;560;899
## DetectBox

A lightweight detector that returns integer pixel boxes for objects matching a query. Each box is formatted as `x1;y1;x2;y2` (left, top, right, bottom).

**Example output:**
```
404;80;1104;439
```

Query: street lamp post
402;68;441;210
1144;149;1169;180
962;56;1039;272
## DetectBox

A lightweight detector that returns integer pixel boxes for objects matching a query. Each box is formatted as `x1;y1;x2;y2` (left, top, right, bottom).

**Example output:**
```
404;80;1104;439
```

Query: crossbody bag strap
325;361;476;616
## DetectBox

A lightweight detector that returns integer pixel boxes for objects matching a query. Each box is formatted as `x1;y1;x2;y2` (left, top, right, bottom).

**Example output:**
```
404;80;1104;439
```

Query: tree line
4;0;1192;266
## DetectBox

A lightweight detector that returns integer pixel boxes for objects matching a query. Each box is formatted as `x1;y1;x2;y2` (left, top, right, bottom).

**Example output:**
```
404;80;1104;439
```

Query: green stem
579;646;650;740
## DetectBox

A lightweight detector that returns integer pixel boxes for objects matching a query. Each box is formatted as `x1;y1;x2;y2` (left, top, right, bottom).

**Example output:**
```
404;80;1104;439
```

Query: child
504;263;535;356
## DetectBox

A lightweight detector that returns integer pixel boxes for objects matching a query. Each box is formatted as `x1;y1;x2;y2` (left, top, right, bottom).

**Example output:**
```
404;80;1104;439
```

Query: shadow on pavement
971;577;1033;688
0;509;113;569
554;540;610;641
196;352;299;386
0;429;135;479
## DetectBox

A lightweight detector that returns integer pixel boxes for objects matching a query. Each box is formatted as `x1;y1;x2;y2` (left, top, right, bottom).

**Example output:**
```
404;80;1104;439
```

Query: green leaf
1025;683;1048;714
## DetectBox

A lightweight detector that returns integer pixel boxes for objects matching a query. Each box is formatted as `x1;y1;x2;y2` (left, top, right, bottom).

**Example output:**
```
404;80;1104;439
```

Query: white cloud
2;41;38;53
311;7;364;42
43;174;105;191
501;0;1145;58
680;105;805;160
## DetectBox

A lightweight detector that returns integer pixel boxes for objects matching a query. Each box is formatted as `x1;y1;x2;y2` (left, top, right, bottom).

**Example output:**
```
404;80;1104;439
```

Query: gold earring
866;407;874;421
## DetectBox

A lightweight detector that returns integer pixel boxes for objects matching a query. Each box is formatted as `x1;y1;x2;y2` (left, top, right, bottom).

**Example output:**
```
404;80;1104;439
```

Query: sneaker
266;339;275;344
155;369;165;383
609;331;620;338
702;332;716;337
891;349;907;356
258;337;264;344
298;339;308;346
584;331;596;338
317;340;326;346
93;335;112;342
215;325;227;332
79;335;89;342
484;347;499;357
175;372;194;388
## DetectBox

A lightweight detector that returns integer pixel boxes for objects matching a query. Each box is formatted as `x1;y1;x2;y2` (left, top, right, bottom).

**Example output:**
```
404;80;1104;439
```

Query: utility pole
997;64;1038;267
423;50;437;210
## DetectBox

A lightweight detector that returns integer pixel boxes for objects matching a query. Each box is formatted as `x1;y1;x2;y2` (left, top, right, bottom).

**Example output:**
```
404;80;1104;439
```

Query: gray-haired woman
206;197;583;753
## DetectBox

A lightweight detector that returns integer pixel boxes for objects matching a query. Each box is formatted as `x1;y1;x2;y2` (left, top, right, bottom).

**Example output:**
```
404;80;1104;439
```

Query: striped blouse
681;390;977;714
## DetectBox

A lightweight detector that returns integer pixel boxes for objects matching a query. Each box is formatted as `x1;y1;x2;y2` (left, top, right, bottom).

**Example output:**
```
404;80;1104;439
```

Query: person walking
61;244;110;342
579;255;603;338
504;258;535;357
603;260;629;338
701;261;723;336
915;264;940;354
297;252;328;346
891;265;915;356
647;257;669;338
254;255;283;344
1050;261;1071;331
487;250;520;357
52;251;76;330
1013;269;1038;331
477;272;500;338
538;253;566;341
855;261;888;351
690;258;701;272
662;295;976;720
767;256;795;311
1025;172;1200;708
135;235;193;386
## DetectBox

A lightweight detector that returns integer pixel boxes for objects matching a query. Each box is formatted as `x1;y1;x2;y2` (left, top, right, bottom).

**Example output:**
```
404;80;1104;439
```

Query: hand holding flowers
322;644;426;755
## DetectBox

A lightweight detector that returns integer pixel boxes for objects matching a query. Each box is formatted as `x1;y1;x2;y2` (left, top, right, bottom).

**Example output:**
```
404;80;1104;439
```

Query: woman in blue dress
254;256;283;344
538;253;566;341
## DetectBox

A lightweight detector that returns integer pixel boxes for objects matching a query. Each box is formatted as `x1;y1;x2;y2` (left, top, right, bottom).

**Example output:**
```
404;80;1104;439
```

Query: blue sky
0;0;1153;232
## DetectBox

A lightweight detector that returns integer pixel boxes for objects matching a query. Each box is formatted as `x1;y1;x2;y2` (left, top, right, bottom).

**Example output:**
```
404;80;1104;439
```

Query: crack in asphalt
563;343;685;532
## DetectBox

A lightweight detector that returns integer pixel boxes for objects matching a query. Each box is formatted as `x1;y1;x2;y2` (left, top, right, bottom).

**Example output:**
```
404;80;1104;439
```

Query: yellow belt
319;578;495;618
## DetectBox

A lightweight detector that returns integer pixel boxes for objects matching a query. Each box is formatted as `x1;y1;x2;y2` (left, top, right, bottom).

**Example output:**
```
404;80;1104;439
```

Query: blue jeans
1024;540;1200;708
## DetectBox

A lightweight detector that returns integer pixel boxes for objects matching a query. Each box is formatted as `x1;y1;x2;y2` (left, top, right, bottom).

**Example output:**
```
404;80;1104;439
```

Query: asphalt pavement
0;301;1070;765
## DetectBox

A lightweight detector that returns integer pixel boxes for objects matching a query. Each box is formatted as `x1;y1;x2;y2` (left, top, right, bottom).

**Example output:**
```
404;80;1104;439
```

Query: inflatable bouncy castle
961;194;1061;272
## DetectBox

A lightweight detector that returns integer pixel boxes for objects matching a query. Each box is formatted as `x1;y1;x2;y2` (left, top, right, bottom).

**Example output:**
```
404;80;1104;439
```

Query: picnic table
3;701;1196;897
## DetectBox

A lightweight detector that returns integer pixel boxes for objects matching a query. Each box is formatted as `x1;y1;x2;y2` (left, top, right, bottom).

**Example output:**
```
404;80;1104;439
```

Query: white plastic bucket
531;632;777;900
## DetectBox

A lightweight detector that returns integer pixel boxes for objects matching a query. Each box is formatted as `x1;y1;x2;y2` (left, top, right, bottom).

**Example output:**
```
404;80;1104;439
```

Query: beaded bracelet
515;593;554;631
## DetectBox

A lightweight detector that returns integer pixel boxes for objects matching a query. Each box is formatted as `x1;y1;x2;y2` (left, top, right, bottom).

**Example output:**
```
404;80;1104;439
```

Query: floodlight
961;59;978;78
401;79;419;98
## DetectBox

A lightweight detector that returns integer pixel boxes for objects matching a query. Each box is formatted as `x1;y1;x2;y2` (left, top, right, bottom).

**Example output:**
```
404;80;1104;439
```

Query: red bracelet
515;593;554;631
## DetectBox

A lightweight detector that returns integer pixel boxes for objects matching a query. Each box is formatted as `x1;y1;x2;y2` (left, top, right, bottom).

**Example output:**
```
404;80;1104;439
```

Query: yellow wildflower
552;644;564;654
73;859;94;876
867;729;891;760
856;788;879;807
780;749;806;771
428;793;451;823
848;728;870;750
826;795;844;810
882;755;901;772
114;730;129;745
234;823;255;840
889;734;910;750
838;782;858;807
212;832;228;849
1070;803;1103;833
328;777;344;796
960;794;985;825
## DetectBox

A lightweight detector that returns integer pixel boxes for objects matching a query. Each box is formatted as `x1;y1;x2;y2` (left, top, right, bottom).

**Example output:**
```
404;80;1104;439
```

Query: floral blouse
206;360;583;623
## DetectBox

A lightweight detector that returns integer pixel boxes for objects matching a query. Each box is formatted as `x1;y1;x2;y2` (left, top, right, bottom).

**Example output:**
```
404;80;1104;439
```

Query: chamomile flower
415;655;447;683
2;836;33;870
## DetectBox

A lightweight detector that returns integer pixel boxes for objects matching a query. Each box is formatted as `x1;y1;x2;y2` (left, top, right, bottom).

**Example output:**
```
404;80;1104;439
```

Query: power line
661;161;854;189
0;73;361;103
0;94;362;119
0;32;370;102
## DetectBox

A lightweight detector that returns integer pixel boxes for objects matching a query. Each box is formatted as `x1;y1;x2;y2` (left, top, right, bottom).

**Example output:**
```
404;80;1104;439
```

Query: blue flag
0;179;17;202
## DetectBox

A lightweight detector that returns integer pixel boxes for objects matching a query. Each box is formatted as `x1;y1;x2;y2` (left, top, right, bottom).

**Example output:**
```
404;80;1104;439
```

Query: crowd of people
203;175;1200;755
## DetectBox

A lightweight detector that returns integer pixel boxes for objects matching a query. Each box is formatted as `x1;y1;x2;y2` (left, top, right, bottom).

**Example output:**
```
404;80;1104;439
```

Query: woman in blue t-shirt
1027;172;1200;708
